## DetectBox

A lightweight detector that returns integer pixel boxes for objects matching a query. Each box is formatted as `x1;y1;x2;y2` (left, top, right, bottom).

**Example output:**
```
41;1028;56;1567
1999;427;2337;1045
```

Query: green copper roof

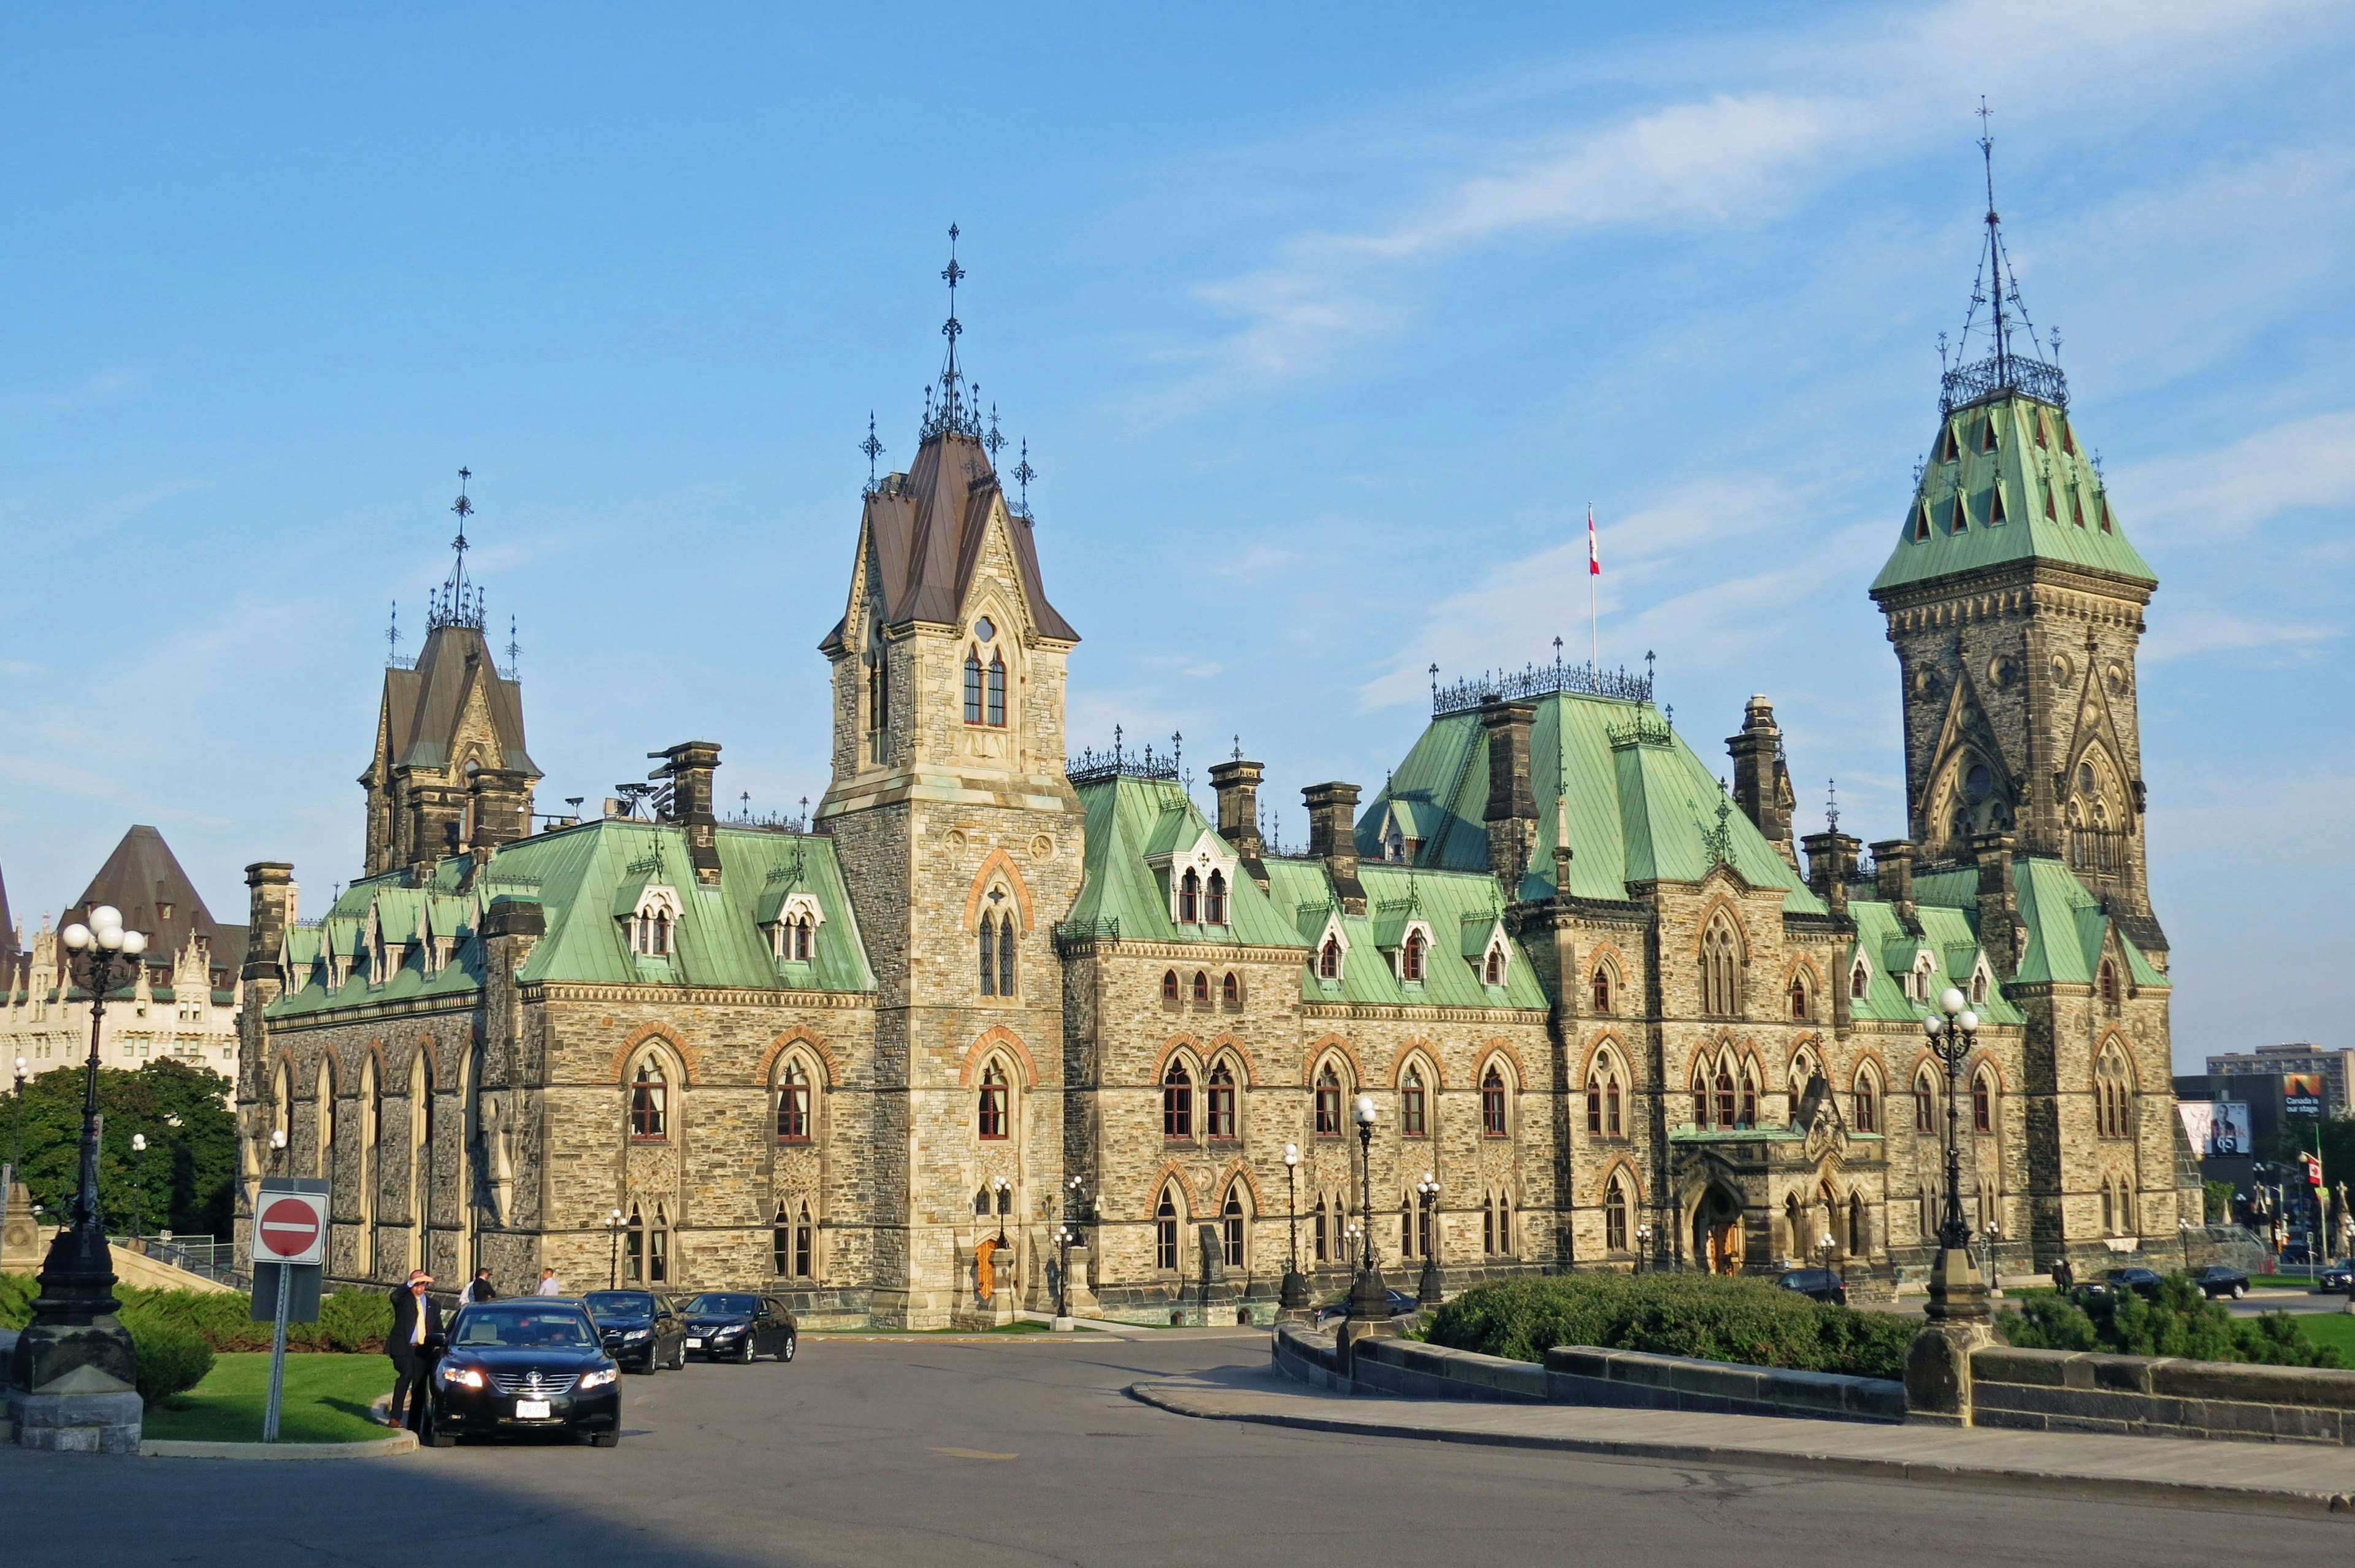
1871;394;2154;595
1360;692;1826;914
1065;775;1308;948
266;820;874;1020
1262;859;1550;1009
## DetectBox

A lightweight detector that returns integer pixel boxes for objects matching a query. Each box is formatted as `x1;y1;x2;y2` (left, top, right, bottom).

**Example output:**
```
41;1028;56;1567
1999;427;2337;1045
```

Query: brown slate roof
822;430;1078;651
380;622;539;776
65;825;247;974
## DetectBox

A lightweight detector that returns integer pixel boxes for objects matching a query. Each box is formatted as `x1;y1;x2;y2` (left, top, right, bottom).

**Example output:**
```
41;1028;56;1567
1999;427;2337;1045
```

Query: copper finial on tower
1940;99;2064;415
430;467;486;630
1011;438;1035;516
860;411;884;492
922;225;982;441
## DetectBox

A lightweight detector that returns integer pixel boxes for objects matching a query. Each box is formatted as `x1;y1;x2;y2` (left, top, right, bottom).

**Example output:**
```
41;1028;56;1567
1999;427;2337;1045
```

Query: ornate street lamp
1920;987;1988;1326
1634;1221;1652;1275
129;1134;148;1242
1347;1096;1388;1323
10;905;147;1392
1054;1224;1077;1323
1817;1233;1836;1280
1415;1172;1442;1306
10;1054;26;1179
1279;1142;1308;1312
605;1207;626;1290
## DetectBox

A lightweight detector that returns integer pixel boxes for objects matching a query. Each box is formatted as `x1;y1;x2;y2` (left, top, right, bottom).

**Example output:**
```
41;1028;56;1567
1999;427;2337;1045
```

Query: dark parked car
2320;1258;2354;1293
1313;1288;1420;1325
428;1299;621;1447
2077;1266;2165;1301
1773;1268;1847;1306
2187;1265;2250;1300
680;1293;798;1363
583;1289;687;1372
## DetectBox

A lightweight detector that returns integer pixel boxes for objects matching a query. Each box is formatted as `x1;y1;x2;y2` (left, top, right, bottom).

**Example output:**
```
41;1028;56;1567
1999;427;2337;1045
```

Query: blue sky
3;1;2351;1068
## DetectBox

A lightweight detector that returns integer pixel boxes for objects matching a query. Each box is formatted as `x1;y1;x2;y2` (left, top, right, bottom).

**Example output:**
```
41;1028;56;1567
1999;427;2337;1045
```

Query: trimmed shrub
1426;1273;1915;1380
1997;1274;2343;1367
128;1318;214;1410
315;1290;392;1353
0;1271;36;1330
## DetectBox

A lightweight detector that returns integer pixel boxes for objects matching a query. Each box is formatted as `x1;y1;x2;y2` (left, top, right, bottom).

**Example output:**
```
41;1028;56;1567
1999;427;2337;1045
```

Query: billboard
2284;1073;2326;1119
2178;1100;2253;1158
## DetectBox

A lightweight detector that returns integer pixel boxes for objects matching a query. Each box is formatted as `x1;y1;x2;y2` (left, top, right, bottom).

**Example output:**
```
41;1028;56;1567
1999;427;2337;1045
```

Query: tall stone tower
360;473;540;880
816;235;1083;1326
1867;145;2163;961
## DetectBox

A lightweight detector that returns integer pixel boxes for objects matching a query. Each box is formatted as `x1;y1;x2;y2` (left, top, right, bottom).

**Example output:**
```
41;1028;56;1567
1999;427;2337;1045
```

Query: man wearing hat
387;1270;444;1432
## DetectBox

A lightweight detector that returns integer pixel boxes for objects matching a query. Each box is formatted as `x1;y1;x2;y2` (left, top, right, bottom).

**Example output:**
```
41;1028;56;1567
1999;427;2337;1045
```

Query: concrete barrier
1271;1324;1904;1424
1970;1345;2355;1445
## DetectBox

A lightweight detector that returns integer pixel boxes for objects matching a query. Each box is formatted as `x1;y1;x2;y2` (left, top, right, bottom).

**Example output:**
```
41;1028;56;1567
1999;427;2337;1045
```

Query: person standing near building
386;1271;443;1431
534;1266;561;1296
462;1267;498;1306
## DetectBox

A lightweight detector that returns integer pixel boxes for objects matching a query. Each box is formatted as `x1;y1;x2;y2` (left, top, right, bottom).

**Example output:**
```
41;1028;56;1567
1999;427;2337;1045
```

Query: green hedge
1998;1274;2345;1367
127;1319;214;1410
1;1279;392;1355
1426;1273;1917;1381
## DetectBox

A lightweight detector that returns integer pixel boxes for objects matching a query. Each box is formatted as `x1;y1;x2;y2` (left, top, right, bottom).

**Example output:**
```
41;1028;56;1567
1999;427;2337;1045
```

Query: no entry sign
256;1191;327;1265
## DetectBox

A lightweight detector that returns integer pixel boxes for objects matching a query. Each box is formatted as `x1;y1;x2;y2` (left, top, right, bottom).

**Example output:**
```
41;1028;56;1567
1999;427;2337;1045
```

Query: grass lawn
2290;1312;2355;1358
142;1353;394;1444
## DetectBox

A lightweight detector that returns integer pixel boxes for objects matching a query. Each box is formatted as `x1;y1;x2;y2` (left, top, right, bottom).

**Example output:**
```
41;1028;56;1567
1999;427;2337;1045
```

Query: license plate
686;1337;702;1348
515;1399;551;1420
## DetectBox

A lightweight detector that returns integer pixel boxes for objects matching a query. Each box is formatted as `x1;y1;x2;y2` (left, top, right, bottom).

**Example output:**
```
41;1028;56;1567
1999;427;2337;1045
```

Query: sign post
250;1177;329;1443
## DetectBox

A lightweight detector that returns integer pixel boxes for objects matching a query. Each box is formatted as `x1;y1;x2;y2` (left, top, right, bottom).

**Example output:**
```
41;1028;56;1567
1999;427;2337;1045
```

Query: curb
1125;1383;2355;1520
141;1429;417;1461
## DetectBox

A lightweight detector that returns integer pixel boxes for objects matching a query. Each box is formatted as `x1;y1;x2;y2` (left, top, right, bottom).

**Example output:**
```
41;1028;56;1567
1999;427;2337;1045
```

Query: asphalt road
2;1331;2346;1567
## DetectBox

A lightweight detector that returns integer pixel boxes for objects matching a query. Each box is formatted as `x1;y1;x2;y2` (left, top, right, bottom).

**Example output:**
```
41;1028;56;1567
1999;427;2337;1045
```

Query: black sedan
1313;1288;1421;1325
2321;1258;2354;1293
2077;1266;2165;1301
428;1300;621;1447
1773;1268;1848;1306
680;1293;798;1363
583;1289;687;1372
2188;1265;2250;1300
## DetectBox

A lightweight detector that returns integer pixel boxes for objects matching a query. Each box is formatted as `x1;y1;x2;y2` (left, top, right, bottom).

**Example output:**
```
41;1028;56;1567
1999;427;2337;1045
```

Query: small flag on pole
1588;503;1601;576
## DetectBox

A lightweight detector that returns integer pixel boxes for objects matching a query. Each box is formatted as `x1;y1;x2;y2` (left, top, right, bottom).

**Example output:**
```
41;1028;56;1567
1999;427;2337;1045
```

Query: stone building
236;210;2184;1325
2;826;245;1095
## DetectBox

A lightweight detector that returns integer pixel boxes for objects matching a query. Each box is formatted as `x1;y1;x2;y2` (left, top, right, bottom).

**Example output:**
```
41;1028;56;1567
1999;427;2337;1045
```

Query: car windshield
686;1294;762;1316
453;1307;597;1348
583;1291;657;1318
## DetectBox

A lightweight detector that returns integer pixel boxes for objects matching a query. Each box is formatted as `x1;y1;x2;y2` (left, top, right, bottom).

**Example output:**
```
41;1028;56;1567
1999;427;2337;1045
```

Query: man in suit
387;1270;443;1432
461;1268;497;1306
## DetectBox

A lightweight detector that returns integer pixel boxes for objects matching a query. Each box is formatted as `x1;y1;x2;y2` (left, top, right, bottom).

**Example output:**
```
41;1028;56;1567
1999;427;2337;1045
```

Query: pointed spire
1941;101;2065;415
429;467;485;630
921;225;983;442
860;411;884;493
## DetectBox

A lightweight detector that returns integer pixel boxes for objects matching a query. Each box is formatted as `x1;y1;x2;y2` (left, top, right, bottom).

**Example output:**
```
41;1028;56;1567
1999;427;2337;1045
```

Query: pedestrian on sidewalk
462;1267;498;1305
534;1266;561;1296
387;1271;443;1431
2051;1256;2074;1294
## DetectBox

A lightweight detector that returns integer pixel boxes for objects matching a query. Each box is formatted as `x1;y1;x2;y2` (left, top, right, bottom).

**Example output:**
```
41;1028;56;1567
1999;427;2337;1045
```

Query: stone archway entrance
1693;1183;1745;1274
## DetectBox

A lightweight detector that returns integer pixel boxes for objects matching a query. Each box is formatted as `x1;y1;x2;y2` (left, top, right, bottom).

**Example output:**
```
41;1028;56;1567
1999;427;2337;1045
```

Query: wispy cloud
2114;409;2355;540
2142;607;2342;664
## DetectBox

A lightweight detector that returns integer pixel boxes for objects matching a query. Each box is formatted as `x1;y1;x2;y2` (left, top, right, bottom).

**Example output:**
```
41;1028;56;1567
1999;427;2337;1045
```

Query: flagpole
1588;501;1599;674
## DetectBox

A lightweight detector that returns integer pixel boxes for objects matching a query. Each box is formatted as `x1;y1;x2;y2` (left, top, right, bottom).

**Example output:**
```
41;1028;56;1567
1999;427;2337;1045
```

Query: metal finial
1171;732;1182;780
1231;734;1242;763
1664;703;1673;729
430;467;484;630
985;403;1006;457
860;411;884;490
387;601;400;664
1011;439;1035;513
1826;777;1840;833
1429;662;1439;702
506;614;519;676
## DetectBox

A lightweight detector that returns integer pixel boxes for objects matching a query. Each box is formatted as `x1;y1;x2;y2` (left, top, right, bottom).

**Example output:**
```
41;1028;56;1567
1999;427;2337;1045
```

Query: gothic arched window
794;1201;814;1278
1789;974;1810;1021
1715;1064;1737;1130
1313;1196;1328;1263
1318;937;1342;981
1401;1067;1427;1137
1851;960;1870;1000
2095;1046;2135;1139
1162;1060;1193;1139
1853;1066;1879;1134
1222;971;1239;1006
1156;1188;1180;1271
1162;969;1179;1004
997;913;1016;998
1314;1065;1344;1136
1973;1070;1994;1134
1191;970;1209;1003
2098;960;2120;1009
1739;1063;1758;1128
1179;868;1200;924
1222;1191;1245;1268
1914;1069;1937;1133
1204;871;1227;926
629;1061;667;1140
1206;1061;1236;1139
1485;943;1505;985
1700;919;1741;1017
986;652;1006;727
1482;1065;1508;1138
1402;930;1426;983
963;649;984;724
1604;1179;1629;1253
1591;963;1614;1013
976;1063;1009;1141
978;916;997;996
775;1061;811;1141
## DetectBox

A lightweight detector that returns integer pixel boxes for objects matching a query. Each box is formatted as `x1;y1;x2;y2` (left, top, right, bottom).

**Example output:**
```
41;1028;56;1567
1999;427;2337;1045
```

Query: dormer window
1158;832;1242;929
1970;967;1988;1004
1851;959;1869;1000
1940;425;1960;462
1951;495;1969;534
1204;871;1227;926
1989;484;2007;526
1914;503;1931;542
1401;930;1426;983
1381;818;1406;862
1484;943;1506;987
1179;869;1200;924
767;890;825;962
1910;954;1936;1001
1319;937;1341;981
626;885;683;957
1982;416;1999;453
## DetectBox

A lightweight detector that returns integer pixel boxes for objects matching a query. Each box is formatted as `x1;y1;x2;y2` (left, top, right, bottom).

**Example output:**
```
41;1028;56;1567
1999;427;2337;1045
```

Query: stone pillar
1303;782;1365;916
1801;831;1859;916
1970;832;2022;979
1209;758;1268;887
1479;699;1539;890
1904;1248;1993;1426
1871;839;1916;924
1726;695;1794;868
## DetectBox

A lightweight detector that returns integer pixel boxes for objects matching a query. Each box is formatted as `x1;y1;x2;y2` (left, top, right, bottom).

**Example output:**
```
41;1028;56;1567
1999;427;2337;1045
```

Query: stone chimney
1727;695;1796;870
242;863;296;984
1801;830;1860;918
403;781;465;879
1871;839;1917;925
467;767;537;853
1480;698;1539;892
654;741;724;885
1303;782;1365;916
1970;832;2023;979
1209;757;1269;888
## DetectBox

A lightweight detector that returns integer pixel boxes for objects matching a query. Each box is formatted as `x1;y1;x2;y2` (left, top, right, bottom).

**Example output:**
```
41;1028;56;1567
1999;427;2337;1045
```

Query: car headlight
713;1323;745;1336
622;1328;651;1340
439;1364;486;1389
580;1366;618;1389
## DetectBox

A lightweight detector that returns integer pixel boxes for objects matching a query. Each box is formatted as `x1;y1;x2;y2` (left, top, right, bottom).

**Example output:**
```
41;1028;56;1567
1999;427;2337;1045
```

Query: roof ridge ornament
1939;100;2067;416
920;225;985;443
860;411;884;494
427;467;486;631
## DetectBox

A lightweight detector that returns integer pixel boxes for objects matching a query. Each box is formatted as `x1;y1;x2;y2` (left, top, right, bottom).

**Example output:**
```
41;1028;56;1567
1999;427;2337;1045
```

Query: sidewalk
1129;1361;2355;1518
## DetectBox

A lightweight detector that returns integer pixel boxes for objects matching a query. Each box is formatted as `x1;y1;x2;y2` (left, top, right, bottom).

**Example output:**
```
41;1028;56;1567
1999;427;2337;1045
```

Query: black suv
583;1289;687;1372
1773;1268;1847;1306
680;1293;799;1363
2078;1266;2165;1301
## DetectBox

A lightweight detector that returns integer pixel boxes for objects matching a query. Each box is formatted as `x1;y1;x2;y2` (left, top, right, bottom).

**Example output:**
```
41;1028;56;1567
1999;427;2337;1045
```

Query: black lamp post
1279;1141;1308;1312
1921;987;1988;1323
605;1207;626;1290
10;1053;26;1179
10;904;147;1393
129;1134;148;1242
1415;1172;1442;1306
1347;1096;1388;1323
1060;1172;1089;1323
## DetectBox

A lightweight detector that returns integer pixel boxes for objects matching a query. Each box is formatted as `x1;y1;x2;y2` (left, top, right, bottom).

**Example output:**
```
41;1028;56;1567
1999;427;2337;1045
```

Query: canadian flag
1588;503;1601;576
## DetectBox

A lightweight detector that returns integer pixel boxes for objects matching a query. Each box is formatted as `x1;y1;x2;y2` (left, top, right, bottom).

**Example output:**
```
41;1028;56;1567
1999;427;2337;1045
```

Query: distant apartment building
2204;1044;2355;1120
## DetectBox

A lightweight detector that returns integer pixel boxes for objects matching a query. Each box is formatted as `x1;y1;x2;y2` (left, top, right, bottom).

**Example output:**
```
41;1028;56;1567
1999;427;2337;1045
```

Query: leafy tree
9;1059;237;1239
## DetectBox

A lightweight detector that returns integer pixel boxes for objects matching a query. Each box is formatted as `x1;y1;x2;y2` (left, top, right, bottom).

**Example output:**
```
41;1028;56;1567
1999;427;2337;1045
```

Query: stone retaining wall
1970;1345;2355;1445
1271;1323;1904;1423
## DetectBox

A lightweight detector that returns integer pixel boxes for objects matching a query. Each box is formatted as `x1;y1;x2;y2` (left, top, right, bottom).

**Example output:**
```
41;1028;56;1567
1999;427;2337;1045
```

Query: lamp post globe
12;906;151;1397
1279;1141;1308;1312
1347;1098;1388;1324
1414;1172;1443;1306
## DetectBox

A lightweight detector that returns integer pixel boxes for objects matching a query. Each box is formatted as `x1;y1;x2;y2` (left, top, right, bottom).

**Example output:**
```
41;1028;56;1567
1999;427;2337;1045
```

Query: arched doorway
1692;1184;1745;1274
